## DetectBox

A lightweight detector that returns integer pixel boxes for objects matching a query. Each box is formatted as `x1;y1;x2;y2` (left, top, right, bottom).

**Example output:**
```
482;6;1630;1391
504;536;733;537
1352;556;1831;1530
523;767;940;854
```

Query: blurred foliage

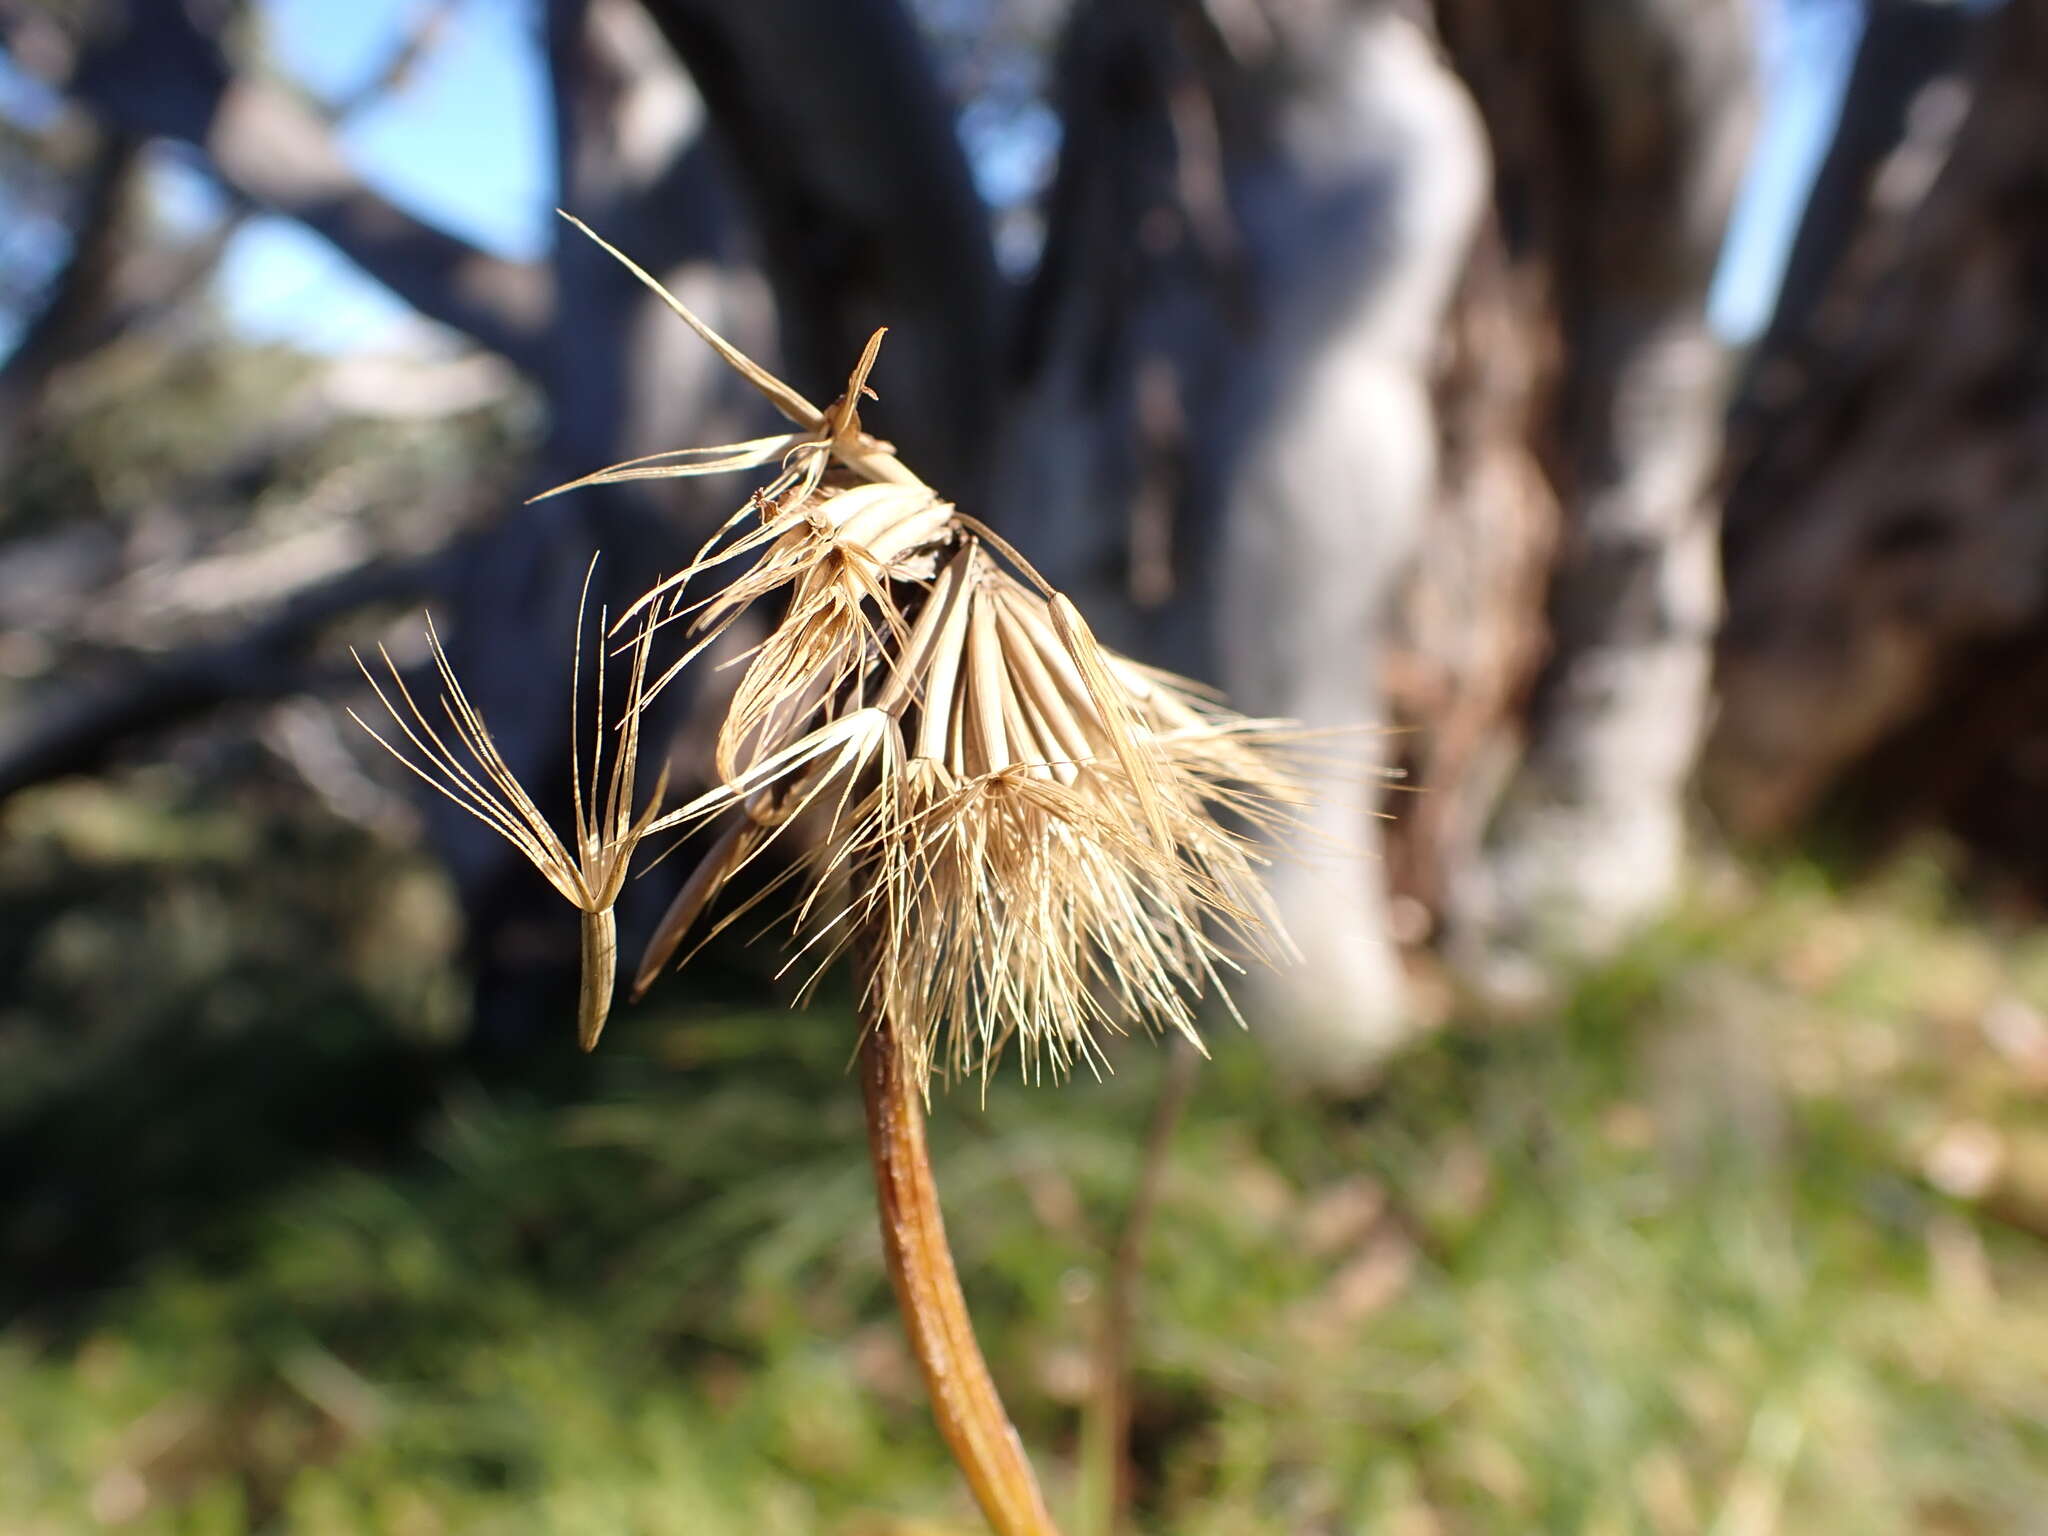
3;756;2047;1534
0;328;532;727
9;335;526;540
10;344;319;537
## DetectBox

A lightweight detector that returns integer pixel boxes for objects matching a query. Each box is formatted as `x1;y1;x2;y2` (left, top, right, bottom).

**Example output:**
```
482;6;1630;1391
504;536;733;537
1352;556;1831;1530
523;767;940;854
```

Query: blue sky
11;0;1877;353
164;0;551;351
1708;0;1863;339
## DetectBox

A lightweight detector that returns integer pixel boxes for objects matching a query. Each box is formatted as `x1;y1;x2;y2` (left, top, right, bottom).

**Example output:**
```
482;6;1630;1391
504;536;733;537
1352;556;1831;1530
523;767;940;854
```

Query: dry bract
353;216;1306;1086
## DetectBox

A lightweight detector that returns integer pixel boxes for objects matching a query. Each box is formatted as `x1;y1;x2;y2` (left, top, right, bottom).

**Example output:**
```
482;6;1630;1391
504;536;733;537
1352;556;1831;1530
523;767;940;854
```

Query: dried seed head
637;528;1306;1086
356;214;1309;1086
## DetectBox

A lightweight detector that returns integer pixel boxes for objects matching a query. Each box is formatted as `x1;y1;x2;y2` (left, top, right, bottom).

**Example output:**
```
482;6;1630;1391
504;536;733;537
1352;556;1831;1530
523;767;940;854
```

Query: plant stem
860;1011;1063;1536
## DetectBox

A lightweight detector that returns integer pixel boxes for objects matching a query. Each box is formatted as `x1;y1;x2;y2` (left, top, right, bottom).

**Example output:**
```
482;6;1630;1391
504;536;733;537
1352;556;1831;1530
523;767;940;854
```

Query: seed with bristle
349;559;666;1051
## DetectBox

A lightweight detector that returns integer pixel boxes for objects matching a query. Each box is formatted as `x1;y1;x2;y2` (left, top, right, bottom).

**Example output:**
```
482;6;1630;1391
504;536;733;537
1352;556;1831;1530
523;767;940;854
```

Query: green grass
3;770;2047;1533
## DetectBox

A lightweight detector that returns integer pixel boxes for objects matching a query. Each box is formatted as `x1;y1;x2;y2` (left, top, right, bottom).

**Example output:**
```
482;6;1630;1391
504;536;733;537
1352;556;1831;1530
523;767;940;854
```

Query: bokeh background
4;0;2048;1530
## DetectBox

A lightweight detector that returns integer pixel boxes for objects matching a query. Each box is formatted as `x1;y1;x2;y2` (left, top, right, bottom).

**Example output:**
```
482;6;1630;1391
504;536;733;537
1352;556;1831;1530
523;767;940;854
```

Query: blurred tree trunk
1710;0;2048;875
1415;0;1754;1001
991;0;1489;1085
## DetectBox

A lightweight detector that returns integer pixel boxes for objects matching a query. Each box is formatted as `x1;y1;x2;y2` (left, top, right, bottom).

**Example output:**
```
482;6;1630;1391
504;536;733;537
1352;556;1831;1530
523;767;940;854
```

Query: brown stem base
860;1014;1063;1536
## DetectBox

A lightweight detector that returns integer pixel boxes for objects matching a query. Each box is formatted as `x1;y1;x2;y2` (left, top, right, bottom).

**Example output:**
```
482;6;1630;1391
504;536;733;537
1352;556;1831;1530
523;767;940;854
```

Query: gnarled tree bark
1711;0;2048;881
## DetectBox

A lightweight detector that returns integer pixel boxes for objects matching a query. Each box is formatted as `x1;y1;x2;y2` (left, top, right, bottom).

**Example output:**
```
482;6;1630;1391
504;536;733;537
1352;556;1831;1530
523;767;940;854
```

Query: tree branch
0;550;450;806
636;0;1001;500
40;2;553;372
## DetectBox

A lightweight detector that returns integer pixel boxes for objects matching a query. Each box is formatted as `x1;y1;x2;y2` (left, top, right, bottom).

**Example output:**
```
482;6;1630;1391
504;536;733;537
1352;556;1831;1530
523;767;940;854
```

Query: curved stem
860;1013;1063;1536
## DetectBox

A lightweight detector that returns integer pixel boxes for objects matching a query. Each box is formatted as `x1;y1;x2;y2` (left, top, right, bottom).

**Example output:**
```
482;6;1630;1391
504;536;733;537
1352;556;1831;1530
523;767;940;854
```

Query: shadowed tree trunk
637;0;1003;502
1747;0;1975;369
1711;0;2048;882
